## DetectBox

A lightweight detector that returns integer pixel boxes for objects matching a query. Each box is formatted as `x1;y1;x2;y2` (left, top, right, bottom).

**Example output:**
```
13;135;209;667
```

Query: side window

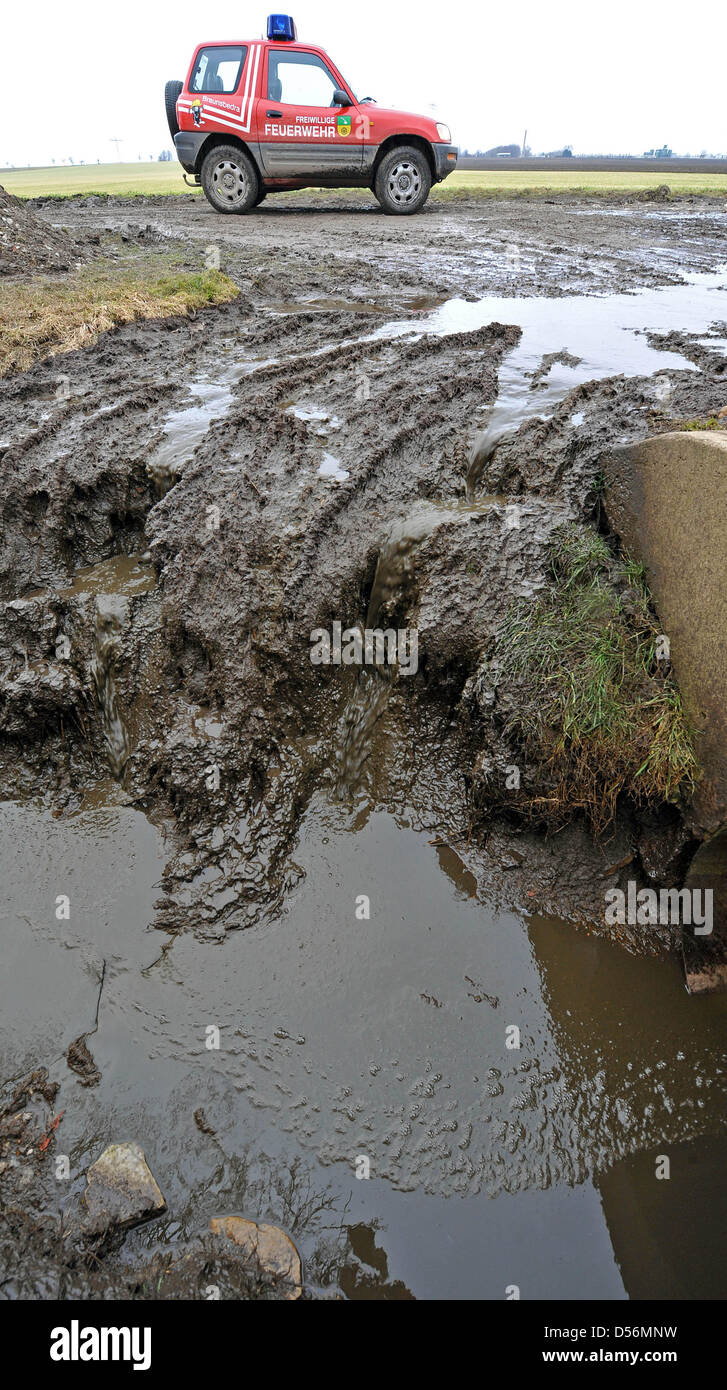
268;50;339;106
193;55;209;92
191;46;247;95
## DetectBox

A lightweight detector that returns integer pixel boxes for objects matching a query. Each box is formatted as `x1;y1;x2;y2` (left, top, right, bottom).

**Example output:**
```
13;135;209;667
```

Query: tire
374;145;431;215
254;188;267;206
200;144;260;214
165;80;183;140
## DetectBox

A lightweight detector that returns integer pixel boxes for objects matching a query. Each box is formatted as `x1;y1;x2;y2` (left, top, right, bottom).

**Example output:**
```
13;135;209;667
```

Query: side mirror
332;88;349;106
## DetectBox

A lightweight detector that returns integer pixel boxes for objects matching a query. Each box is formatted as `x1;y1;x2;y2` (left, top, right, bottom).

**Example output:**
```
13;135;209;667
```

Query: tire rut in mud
2;309;530;936
3;246;727;943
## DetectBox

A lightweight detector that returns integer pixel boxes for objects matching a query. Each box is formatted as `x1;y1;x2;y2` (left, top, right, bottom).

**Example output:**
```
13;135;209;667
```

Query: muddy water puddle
346;267;727;490
236;266;727;500
2;792;725;1297
569;207;726;222
26;553;157;603
318;452;349;482
136;268;727;500
285;402;343;435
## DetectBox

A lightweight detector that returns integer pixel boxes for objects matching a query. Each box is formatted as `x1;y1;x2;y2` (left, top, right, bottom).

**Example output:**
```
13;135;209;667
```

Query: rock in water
210;1215;302;1299
83;1141;166;1234
66;1034;101;1087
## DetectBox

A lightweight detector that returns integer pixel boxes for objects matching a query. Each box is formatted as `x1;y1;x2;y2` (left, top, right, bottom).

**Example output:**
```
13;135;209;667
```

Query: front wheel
374;145;431;215
200;145;259;214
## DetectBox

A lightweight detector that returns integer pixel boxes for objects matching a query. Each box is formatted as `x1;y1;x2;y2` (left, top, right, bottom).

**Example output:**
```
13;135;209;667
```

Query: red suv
165;14;458;214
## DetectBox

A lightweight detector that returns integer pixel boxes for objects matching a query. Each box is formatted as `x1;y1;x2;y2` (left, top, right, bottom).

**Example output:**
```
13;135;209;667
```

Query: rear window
190;46;247;95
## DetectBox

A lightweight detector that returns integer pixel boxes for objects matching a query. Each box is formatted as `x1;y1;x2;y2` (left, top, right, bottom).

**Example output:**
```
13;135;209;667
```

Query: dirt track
2;194;727;1297
35;187;727;297
3;194;727;935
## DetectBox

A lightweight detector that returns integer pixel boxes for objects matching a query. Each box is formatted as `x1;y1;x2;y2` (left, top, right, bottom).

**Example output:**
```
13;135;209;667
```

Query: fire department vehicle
165;14;458;214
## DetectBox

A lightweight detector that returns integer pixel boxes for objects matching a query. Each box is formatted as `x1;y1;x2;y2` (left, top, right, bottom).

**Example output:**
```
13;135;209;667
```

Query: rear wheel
200;145;259;214
374;145;431;215
164;80;183;140
254;187;267;206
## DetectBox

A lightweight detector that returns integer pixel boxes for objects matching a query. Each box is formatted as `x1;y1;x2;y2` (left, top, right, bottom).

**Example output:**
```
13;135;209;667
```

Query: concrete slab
683;829;727;993
604;430;727;836
604;430;727;993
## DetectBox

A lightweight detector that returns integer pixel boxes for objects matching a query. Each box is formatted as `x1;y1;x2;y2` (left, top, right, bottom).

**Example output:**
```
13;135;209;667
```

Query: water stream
90;598;131;777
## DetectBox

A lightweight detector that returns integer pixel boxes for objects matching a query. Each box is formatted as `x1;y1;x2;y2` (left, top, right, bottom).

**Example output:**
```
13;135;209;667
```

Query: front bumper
433;143;458;182
174;130;207;174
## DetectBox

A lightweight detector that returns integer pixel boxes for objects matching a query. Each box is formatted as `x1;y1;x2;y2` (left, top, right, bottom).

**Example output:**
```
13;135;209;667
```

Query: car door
181;42;260;137
257;46;363;178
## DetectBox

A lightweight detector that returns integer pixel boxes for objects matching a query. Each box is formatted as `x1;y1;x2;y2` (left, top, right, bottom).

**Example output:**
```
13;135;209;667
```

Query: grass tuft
679;417;724;431
0;255;238;375
489;525;698;831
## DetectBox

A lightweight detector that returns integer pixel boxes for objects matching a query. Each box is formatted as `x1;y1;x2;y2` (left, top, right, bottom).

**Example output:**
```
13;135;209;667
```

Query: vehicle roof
193;39;328;51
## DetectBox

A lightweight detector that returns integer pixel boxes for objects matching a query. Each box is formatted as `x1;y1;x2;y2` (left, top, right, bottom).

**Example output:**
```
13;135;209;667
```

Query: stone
209;1215;302;1299
83;1141;166;1234
66;1034;101;1087
604;430;727;836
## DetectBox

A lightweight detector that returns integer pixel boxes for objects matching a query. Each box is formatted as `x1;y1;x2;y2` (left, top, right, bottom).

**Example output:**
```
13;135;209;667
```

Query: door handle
266;109;282;117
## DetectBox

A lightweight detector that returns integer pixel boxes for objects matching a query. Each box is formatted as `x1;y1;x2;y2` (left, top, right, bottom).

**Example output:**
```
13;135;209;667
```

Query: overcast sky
3;0;724;167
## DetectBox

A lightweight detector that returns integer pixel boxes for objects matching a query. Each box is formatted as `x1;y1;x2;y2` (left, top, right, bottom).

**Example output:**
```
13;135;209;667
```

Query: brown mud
2;194;727;1298
0;185;77;277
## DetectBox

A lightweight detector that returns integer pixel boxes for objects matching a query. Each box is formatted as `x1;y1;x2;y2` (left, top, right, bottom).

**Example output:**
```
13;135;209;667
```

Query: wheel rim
387;159;422;205
210;159;250;206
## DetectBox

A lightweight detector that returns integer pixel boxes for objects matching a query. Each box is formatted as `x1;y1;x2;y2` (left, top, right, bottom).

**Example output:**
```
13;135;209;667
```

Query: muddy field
1;192;727;1299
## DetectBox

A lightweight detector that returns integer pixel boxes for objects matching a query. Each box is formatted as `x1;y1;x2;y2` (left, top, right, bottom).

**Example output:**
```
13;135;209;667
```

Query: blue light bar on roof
267;14;297;40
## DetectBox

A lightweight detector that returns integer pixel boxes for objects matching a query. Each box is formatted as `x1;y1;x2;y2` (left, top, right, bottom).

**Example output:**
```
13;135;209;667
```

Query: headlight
436;123;451;143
